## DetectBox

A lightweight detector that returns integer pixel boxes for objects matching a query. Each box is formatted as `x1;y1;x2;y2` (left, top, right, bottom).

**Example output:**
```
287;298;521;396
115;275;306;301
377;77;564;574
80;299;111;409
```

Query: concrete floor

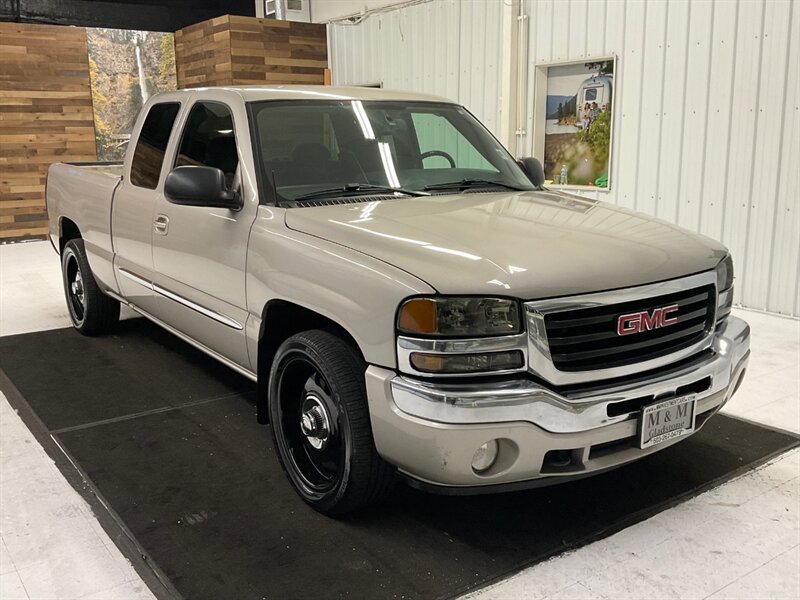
1;240;798;599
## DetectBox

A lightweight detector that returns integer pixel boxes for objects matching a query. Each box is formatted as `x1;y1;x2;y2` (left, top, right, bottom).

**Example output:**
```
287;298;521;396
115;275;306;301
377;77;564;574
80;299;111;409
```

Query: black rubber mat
1;320;797;600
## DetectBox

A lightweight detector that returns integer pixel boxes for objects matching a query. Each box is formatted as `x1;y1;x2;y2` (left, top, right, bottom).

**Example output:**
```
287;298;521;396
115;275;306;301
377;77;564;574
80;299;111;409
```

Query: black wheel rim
65;252;85;324
276;354;343;495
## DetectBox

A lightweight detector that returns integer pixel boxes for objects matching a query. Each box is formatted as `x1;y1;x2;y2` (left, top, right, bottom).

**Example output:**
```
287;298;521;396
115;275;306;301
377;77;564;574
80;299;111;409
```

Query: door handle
154;215;169;235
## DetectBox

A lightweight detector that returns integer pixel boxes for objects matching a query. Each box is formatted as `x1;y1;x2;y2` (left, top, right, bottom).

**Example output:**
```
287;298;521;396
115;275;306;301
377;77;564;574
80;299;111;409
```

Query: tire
268;329;395;516
61;238;120;335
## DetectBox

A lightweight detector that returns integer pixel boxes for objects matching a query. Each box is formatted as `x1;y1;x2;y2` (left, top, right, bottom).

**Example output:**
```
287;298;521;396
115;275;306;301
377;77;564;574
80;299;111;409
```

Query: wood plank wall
175;15;327;89
0;22;97;241
174;16;233;88
0;15;327;241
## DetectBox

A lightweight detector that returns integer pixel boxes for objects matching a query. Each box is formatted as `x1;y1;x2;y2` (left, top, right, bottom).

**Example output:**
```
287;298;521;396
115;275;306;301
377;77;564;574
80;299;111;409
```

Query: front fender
245;206;435;371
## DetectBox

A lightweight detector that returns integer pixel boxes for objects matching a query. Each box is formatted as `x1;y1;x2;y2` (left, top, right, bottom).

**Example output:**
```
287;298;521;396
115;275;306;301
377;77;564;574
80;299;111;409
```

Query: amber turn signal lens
398;298;437;334
409;350;524;374
408;353;445;372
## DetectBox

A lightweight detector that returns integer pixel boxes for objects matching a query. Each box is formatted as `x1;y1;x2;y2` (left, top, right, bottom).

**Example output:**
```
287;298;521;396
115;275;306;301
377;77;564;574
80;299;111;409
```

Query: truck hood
284;191;727;299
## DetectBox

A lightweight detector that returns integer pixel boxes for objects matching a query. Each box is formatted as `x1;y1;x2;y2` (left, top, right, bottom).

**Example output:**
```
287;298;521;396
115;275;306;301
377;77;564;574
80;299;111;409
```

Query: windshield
248;100;534;204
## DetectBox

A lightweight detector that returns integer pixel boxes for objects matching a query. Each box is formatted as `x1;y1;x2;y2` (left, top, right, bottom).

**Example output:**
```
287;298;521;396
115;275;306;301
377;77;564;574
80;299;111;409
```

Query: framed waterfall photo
86;28;177;161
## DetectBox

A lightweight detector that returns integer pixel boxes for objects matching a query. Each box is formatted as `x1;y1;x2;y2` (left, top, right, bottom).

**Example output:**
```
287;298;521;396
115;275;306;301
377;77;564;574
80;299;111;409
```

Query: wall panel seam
601;0;607;51
674;0;693;225
764;0;795;310
696;0;717;234
740;0;768;303
613;0;628;199
653;0;670;218
632;0;649;212
718;0;741;244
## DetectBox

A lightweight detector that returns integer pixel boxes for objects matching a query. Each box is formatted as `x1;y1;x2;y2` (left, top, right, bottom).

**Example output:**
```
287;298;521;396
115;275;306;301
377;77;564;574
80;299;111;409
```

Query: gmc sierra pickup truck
47;86;750;515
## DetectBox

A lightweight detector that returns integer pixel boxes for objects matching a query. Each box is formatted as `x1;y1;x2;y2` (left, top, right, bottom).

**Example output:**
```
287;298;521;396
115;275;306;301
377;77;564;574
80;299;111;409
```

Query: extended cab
47;86;750;515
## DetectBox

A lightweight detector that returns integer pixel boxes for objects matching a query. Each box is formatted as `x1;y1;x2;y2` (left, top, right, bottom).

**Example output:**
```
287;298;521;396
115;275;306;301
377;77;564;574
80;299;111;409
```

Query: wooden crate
0;22;97;241
175;16;327;88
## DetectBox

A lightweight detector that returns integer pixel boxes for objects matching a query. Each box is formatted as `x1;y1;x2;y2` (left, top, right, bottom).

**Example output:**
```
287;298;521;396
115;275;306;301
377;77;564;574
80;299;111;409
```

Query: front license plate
639;394;697;449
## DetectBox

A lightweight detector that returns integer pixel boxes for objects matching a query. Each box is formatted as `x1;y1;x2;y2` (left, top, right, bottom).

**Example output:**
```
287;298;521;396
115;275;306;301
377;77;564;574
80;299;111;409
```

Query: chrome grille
525;271;719;386
544;285;715;372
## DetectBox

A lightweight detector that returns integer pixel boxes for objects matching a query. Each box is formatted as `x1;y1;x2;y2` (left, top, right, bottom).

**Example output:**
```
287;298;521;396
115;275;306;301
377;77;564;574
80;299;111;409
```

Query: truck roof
153;85;451;104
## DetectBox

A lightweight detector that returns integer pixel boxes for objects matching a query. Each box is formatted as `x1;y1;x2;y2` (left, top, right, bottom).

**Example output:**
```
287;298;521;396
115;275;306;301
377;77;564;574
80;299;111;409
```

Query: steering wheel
420;150;456;168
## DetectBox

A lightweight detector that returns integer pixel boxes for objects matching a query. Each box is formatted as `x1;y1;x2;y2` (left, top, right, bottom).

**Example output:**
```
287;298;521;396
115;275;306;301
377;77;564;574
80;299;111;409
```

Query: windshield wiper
294;183;429;201
423;179;526;192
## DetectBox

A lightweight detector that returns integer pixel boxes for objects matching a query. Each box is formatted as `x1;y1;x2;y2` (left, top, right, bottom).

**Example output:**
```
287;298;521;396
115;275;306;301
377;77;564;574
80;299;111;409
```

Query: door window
129;102;180;189
175;102;239;189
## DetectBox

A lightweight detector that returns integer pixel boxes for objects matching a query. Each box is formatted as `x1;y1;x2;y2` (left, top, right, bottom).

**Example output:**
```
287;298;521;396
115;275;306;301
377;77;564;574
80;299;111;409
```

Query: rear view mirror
518;157;545;188
164;166;241;210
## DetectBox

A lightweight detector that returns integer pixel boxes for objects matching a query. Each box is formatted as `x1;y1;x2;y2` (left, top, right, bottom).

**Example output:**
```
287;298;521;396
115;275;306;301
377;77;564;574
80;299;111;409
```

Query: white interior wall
311;0;409;22
522;0;799;317
327;0;800;317
327;0;505;134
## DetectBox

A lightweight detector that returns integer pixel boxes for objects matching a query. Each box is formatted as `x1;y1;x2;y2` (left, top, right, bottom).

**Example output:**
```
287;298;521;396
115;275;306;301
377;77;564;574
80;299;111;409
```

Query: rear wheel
61;239;120;335
269;329;395;516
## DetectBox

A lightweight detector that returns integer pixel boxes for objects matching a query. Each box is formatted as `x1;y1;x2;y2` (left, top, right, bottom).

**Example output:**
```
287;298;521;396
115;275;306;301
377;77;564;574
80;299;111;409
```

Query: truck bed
46;161;124;295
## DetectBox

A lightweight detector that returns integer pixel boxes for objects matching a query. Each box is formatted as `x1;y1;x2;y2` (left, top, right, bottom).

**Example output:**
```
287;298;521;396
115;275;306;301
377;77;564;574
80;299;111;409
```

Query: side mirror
517;157;545;188
164;166;241;210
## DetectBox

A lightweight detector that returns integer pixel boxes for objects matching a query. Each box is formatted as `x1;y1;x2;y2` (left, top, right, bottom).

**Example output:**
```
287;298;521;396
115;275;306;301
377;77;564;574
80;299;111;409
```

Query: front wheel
61;239;120;335
268;329;395;516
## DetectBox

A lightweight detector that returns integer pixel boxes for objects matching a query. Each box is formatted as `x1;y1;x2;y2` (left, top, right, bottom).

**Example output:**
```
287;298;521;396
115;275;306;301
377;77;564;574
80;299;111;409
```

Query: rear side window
130;102;180;189
175;102;239;189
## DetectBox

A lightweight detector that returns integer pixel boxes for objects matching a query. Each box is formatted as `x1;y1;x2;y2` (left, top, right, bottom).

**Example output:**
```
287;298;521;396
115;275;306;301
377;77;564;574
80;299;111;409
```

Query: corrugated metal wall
327;0;504;135
328;0;800;317
523;0;799;317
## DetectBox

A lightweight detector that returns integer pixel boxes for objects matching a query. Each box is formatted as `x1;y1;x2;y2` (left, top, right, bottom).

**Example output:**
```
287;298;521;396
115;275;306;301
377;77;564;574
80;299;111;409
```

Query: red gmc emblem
617;304;679;336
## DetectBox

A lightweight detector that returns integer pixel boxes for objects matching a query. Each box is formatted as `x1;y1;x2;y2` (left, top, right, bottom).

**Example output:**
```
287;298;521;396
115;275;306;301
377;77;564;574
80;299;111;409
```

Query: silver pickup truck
47;86;750;515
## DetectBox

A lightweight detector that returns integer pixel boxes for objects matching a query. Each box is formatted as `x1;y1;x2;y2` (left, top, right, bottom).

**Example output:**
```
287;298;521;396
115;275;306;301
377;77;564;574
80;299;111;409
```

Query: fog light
472;439;499;473
715;337;731;356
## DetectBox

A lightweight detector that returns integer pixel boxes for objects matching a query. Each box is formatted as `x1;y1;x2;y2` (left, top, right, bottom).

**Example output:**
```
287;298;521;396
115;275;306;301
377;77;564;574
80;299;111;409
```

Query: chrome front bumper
366;316;750;491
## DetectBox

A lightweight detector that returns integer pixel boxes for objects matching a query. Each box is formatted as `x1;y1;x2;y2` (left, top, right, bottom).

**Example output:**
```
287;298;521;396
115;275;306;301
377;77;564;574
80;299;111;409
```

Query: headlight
398;297;521;337
715;255;735;324
716;255;734;291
